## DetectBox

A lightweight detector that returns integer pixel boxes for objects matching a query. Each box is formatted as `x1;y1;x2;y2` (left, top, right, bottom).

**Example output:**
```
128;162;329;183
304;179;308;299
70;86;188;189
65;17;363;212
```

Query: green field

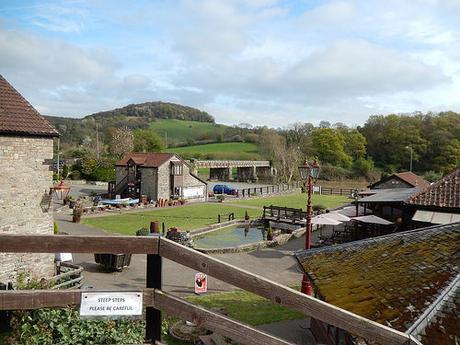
231;193;348;210
82;204;262;235
150;119;227;143
82;194;347;235
171;142;262;160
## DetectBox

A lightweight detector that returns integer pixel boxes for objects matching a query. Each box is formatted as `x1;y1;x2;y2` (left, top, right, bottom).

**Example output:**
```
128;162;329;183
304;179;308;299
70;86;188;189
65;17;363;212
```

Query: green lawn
150;119;227;142
82;204;261;235
186;290;304;326
171;142;262;160
231;192;348;210
82;194;348;235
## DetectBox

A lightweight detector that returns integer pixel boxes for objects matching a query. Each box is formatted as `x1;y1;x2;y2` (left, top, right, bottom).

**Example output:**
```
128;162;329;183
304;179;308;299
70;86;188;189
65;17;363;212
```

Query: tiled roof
408;167;460;209
295;223;460;335
370;172;430;189
395;172;430;189
419;287;460;345
116;152;176;167
0;75;59;137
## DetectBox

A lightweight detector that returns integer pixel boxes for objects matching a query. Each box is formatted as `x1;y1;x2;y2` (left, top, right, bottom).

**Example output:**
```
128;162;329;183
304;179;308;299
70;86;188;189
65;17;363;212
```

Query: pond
193;225;267;249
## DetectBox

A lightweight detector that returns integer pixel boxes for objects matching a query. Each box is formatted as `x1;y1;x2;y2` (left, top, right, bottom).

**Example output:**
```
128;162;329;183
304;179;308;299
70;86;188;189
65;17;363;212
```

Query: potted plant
216;195;225;203
267;226;274;241
72;202;83;223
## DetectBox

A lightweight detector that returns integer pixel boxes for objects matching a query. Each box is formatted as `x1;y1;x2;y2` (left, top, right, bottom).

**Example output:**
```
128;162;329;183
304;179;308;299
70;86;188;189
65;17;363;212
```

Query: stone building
110;152;207;202
0;75;59;284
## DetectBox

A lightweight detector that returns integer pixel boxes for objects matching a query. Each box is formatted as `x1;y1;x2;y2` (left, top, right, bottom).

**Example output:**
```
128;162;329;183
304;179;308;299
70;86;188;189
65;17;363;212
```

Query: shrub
53;222;59;235
136;227;150;236
8;273;145;345
313;204;327;212
423;170;442;183
318;163;353;181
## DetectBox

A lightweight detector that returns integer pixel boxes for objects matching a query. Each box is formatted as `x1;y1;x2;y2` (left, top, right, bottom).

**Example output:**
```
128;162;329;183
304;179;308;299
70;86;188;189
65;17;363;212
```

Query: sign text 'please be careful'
80;292;143;317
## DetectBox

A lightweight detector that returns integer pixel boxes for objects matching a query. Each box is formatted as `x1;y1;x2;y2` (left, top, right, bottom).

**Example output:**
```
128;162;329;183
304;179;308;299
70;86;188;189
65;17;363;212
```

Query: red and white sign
194;273;207;294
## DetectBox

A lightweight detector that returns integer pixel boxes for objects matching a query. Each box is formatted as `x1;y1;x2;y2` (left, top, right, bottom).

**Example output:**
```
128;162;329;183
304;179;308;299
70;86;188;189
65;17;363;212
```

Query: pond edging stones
193;223;306;254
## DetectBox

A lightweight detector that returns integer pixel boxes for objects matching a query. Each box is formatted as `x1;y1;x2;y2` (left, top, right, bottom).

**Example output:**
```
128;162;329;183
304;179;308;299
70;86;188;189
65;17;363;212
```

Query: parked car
213;184;238;196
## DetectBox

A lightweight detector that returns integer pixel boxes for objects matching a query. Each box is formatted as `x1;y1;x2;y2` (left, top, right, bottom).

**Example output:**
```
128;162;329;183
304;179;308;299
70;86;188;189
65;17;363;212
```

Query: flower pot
94;253;132;271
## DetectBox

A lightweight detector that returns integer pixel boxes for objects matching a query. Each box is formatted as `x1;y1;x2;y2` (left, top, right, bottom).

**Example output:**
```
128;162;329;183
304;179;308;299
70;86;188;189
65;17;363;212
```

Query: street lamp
405;146;413;172
298;159;320;295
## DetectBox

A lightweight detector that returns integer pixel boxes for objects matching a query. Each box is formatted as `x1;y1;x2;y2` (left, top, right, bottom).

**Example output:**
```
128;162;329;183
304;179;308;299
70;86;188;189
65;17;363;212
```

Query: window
171;163;183;175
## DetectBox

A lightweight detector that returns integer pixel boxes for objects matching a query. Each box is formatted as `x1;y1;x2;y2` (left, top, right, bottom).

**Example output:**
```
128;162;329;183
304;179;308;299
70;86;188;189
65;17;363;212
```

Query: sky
1;0;460;127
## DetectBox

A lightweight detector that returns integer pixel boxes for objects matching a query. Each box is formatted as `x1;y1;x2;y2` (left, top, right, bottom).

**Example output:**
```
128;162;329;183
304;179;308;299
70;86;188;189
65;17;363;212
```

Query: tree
133;129;164;152
109;127;134;158
259;129;302;183
311;128;352;168
342;129;367;160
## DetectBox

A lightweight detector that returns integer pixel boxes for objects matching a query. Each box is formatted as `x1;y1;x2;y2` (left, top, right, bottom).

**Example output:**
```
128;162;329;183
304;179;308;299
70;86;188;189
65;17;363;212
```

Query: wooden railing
0;234;420;345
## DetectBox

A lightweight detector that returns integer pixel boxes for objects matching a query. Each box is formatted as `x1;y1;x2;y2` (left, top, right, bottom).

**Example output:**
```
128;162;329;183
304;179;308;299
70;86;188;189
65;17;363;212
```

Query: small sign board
194;273;207;294
80;292;143;317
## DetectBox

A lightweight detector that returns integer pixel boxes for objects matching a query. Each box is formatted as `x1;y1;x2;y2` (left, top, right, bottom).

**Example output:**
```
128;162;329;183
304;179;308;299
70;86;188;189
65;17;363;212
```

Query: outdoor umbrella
311;214;343;225
311;214;343;239
352;215;393;225
337;206;373;217
326;212;351;222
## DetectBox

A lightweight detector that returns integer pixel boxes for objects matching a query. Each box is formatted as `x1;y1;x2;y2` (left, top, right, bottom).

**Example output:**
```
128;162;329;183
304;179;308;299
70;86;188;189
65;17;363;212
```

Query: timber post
145;221;162;344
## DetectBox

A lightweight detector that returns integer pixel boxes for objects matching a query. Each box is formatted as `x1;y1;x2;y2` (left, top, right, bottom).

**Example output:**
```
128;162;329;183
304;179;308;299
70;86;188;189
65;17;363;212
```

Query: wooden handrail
0;289;156;310
0;234;418;345
0;234;159;254
159;238;415;345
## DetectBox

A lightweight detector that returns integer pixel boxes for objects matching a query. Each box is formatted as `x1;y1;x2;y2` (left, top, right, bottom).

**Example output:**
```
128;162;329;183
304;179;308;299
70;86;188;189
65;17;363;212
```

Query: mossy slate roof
296;223;460;334
0;74;59;137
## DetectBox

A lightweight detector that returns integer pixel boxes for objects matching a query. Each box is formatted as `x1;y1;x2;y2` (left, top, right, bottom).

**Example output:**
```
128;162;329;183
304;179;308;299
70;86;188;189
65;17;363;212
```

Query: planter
94;253;132;271
72;214;81;223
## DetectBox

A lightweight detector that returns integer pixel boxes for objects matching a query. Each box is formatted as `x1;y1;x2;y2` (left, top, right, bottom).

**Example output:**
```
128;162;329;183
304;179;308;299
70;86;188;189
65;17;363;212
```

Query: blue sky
1;0;460;126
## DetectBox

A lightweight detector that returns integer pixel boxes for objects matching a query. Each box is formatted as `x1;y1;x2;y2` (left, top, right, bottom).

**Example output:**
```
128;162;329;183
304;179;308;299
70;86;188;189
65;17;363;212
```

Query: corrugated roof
295;223;460;337
116;152;176;167
358;187;420;203
0;75;59;137
408;167;460;209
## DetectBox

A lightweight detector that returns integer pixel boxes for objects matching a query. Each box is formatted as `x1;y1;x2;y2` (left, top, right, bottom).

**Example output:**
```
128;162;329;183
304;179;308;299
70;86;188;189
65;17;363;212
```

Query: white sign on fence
80;292;143;317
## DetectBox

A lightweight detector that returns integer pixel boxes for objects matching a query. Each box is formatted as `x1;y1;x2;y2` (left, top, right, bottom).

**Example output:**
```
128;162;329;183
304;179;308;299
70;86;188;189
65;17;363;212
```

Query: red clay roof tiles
408;167;460;209
116;152;176;168
0;75;59;137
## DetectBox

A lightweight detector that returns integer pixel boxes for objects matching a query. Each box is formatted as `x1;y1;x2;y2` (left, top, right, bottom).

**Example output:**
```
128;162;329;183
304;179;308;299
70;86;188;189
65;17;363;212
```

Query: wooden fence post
146;221;162;344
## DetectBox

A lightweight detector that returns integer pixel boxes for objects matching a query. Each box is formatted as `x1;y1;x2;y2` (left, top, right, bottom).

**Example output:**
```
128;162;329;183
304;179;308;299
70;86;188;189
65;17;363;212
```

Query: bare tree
109;127;134;158
259;129;302;183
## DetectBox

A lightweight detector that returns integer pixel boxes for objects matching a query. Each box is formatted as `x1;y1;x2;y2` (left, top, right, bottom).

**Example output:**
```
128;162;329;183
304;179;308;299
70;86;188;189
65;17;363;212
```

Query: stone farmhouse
109;152;207;202
0;74;59;284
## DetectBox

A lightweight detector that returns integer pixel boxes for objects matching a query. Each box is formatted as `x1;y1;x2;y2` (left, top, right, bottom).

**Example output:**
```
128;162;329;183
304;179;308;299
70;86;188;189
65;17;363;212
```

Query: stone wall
157;163;171;200
140;167;158;200
182;163;207;201
0;136;55;285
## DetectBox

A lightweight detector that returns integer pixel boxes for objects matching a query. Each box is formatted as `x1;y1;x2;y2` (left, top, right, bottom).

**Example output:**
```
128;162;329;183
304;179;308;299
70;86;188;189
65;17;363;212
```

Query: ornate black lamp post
298;159;320;295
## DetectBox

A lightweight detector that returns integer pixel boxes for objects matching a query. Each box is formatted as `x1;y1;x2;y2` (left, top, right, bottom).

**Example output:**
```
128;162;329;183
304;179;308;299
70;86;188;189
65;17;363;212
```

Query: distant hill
45;101;216;147
86;101;214;123
170;142;262;160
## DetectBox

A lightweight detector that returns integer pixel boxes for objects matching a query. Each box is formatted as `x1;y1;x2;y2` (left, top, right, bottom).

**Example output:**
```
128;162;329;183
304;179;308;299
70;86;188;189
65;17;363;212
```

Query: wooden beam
0;289;156;310
154;290;292;345
159;238;415;345
0;234;159;254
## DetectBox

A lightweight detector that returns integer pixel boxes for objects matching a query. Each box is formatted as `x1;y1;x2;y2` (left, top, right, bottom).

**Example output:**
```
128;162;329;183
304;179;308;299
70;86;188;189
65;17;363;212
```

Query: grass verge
82;203;261;235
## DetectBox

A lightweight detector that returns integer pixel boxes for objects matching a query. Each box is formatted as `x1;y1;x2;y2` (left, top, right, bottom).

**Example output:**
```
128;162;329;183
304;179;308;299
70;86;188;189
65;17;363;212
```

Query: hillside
170;142;262;160
86;101;214;123
151;119;229;147
45;102;216;148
